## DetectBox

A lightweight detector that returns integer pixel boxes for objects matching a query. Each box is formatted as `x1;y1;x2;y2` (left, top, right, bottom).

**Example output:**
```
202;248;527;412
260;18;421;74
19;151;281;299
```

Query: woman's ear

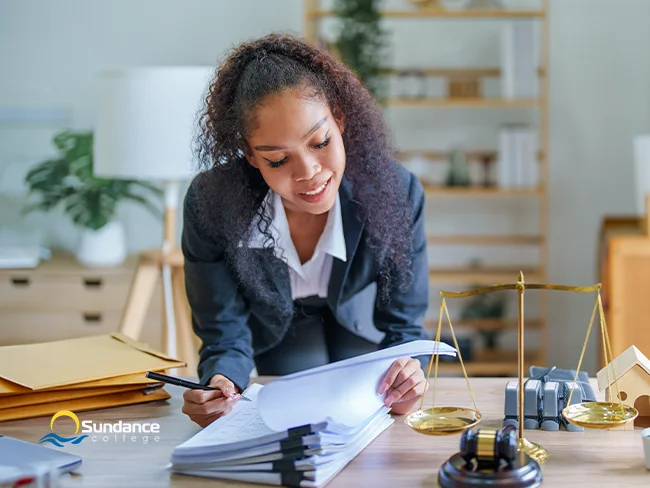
242;141;259;168
333;105;345;134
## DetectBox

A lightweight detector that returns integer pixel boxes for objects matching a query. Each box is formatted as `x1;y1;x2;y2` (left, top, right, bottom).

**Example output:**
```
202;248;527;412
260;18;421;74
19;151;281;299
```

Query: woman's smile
298;176;331;203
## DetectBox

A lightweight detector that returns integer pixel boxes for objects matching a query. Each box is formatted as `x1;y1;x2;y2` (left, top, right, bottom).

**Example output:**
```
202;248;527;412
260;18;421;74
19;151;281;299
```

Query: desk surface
1;378;648;487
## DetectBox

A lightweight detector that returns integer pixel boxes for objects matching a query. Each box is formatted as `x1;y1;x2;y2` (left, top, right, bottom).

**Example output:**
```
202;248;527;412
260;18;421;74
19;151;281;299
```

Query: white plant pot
76;220;127;268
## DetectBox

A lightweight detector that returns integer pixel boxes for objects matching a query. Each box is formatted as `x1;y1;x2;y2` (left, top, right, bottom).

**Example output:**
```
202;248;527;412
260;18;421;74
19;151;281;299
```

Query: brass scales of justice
405;271;639;464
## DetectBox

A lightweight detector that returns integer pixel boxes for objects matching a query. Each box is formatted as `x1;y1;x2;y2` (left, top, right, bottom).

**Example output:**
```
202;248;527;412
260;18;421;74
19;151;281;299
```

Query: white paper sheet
258;340;454;431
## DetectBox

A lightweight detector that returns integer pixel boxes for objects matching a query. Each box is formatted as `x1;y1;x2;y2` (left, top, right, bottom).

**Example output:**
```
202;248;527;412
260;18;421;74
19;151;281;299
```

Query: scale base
438;453;542;488
518;437;548;464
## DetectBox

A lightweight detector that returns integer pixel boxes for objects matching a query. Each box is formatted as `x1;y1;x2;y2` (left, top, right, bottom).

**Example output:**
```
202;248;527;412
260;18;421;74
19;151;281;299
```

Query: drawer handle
82;312;103;323
10;277;30;287
83;278;103;289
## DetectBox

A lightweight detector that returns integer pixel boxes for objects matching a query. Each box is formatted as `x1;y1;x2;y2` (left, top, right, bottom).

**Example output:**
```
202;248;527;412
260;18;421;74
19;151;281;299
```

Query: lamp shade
94;66;213;180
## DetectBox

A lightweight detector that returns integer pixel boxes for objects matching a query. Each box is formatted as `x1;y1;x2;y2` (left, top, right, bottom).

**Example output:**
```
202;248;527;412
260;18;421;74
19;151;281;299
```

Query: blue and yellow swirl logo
38;410;88;447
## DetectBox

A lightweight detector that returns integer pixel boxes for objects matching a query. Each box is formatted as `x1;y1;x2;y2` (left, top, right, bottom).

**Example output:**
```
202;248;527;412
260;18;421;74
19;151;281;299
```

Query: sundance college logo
39;410;161;447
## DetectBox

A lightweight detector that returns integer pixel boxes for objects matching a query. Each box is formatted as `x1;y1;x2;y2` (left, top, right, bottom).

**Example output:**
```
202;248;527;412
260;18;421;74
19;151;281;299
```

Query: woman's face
244;89;346;215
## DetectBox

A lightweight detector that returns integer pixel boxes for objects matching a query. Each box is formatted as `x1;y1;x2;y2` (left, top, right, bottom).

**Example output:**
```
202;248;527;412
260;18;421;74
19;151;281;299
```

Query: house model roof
596;345;650;391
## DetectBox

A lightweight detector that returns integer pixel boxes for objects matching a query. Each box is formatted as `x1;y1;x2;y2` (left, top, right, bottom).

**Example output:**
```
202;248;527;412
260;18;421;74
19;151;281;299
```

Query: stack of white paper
170;340;455;487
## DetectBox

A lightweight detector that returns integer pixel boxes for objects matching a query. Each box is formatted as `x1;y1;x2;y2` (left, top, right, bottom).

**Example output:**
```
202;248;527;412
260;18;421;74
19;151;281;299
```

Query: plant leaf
64;189;117;230
23;130;163;230
128;180;164;197
122;192;163;219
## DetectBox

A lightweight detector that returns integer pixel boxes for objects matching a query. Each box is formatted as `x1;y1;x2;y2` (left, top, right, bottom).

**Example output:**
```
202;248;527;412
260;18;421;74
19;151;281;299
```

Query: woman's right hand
182;374;241;427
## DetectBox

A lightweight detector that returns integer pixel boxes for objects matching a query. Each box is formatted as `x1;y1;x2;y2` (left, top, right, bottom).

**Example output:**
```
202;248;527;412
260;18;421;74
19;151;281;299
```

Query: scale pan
405;407;481;435
562;402;638;429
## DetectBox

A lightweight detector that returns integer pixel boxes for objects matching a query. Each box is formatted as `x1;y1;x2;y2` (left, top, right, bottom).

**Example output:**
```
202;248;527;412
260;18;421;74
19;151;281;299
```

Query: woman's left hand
377;357;427;415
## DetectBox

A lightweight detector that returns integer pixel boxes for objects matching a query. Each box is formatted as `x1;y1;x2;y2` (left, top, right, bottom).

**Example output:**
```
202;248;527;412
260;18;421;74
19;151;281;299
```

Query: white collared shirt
248;190;347;300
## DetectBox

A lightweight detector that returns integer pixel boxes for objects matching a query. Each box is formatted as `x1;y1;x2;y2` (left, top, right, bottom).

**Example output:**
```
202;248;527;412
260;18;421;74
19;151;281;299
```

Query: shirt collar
247;189;347;265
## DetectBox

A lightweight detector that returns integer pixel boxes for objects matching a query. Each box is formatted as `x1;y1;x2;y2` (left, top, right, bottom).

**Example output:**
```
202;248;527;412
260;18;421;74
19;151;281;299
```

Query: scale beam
406;272;637;464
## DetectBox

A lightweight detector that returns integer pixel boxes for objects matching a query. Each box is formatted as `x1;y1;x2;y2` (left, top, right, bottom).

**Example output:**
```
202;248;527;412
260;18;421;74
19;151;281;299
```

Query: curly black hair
192;33;412;307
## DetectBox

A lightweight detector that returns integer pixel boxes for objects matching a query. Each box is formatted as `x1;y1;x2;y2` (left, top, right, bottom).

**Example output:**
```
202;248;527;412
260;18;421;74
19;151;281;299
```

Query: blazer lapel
327;176;365;310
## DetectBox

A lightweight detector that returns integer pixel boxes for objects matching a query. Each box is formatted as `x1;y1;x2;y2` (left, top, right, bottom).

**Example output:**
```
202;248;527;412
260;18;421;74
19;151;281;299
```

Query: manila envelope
0;371;165;397
0;387;172;422
0;333;185;390
0;383;159;409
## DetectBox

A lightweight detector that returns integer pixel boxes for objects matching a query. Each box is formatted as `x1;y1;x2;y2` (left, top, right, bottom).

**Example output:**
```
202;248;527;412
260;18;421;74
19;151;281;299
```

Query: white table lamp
94;66;213;369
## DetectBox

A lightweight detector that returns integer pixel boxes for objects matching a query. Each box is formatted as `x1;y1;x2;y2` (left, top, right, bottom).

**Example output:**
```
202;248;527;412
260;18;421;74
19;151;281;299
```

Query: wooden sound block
438;452;542;488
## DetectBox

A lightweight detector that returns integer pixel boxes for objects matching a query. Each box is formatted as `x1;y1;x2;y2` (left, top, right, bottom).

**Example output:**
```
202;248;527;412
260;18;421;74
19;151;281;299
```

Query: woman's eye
266;157;288;168
313;137;331;150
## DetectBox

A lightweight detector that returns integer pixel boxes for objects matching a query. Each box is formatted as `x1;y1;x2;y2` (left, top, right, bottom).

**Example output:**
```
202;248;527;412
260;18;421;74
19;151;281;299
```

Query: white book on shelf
500;19;540;99
514;128;525;188
518;127;538;188
498;127;516;188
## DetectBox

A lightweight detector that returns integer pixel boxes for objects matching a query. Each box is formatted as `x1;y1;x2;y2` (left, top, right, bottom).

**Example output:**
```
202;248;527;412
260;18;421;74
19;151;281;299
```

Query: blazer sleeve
181;183;255;392
373;172;430;349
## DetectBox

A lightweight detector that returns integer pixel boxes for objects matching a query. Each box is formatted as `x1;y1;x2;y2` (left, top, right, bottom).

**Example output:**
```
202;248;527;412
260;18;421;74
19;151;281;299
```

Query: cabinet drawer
0;311;163;350
0;310;122;344
0;277;159;312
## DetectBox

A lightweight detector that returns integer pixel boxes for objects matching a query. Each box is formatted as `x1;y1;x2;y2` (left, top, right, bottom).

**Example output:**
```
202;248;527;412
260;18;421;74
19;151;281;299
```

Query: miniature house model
597;345;650;429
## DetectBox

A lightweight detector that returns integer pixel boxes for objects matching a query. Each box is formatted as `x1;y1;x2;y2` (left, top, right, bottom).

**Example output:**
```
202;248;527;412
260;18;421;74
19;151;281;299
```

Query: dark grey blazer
181;164;430;391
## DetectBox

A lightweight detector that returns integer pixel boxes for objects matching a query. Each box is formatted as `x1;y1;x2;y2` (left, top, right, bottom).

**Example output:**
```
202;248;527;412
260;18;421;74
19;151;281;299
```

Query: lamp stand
645;194;650;236
118;180;198;376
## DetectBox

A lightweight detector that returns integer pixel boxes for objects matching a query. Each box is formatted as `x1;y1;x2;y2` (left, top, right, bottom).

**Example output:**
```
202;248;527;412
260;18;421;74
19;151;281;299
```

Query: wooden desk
1;378;648;487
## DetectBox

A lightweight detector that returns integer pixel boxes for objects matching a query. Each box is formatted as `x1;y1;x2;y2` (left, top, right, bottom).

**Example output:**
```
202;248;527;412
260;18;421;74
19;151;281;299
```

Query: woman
181;33;430;428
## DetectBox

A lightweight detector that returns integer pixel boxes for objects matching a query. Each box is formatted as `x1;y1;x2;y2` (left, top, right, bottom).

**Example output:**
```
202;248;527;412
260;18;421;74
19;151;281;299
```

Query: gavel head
459;425;518;469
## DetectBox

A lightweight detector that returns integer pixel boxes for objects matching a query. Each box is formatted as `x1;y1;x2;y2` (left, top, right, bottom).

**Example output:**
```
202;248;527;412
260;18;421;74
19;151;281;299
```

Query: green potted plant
333;0;388;99
23;131;163;267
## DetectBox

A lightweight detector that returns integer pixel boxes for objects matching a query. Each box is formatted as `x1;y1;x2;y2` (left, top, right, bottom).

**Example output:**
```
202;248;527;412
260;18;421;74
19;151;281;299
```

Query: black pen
145;371;252;401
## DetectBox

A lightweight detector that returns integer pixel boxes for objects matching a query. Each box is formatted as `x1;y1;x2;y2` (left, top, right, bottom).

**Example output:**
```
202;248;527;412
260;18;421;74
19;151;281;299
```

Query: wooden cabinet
0;253;163;350
599;216;650;365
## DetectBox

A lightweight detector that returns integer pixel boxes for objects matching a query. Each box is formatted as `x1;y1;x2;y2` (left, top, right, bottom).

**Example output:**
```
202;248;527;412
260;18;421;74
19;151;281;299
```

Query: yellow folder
0;383;157;409
0;333;185;390
0;387;172;422
0;333;184;421
0;372;162;396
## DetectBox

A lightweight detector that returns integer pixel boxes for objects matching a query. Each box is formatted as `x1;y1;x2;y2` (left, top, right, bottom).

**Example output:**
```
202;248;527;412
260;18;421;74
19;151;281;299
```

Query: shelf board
308;9;545;19
425;318;542;331
399;149;545;162
427;235;543;245
399;149;496;162
435;350;539;376
381;67;500;78
429;267;544;284
423;185;542;197
380;67;546;78
384;97;539;108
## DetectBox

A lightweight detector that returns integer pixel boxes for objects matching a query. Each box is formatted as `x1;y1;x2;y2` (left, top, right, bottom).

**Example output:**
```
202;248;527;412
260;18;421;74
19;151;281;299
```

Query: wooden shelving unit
306;9;545;19
303;1;549;376
429;267;544;285
436;350;540;376
422;184;542;197
425;318;542;331
385;97;540;108
427;235;543;245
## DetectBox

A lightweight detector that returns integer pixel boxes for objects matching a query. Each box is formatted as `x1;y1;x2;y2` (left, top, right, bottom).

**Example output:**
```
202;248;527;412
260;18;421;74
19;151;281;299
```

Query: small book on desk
170;340;454;487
